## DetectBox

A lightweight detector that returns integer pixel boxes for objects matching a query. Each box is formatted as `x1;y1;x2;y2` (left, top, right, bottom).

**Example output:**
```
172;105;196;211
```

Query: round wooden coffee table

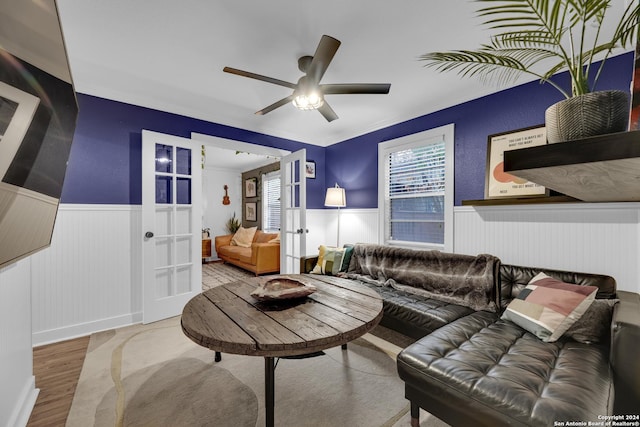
181;274;383;427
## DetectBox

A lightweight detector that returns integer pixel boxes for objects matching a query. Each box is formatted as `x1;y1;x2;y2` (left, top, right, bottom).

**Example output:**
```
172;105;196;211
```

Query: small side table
202;238;211;261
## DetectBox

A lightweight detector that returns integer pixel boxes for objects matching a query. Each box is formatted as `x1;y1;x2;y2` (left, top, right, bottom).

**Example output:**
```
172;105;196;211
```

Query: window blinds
387;141;446;245
263;171;280;233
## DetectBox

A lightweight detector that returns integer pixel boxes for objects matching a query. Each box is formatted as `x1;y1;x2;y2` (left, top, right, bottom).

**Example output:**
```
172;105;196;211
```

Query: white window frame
262;170;281;233
378;123;455;252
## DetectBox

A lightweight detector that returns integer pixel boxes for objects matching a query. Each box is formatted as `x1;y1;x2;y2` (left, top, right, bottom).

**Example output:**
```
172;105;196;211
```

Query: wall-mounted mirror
0;0;78;268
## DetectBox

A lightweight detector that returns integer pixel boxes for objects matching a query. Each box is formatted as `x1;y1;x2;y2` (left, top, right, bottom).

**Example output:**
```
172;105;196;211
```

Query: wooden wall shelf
503;130;640;202
462;195;580;207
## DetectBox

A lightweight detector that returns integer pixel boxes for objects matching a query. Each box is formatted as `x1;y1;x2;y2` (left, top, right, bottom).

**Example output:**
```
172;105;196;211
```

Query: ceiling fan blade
317;101;338;122
321;83;391;95
307;35;341;84
223;67;297;89
255;95;295;116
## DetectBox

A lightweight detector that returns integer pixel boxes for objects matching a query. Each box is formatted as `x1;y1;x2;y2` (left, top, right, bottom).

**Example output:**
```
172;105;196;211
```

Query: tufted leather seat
356;282;474;339
397;310;613;426
301;249;639;423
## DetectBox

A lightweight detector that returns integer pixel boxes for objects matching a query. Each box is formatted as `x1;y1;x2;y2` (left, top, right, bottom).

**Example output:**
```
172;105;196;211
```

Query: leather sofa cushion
397;311;613;425
356;281;474;339
217;245;252;264
255;231;278;243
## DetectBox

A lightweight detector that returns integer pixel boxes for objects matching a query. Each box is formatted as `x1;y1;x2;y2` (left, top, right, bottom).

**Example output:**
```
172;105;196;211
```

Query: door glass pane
288;209;299;232
176;265;191;294
175;207;192;235
176;147;191;175
155;144;173;173
155;267;173;298
175;236;192;265
155;237;172;268
156;176;172;204
177;177;191;204
293;159;300;183
155;207;172;236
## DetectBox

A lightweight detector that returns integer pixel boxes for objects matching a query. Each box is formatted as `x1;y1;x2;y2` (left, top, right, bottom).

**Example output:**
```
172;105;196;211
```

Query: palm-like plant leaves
420;0;640;98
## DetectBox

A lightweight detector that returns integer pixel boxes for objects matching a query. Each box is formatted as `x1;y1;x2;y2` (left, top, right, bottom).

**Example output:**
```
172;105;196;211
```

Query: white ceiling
204;147;276;171
53;0;499;147
16;0;636;148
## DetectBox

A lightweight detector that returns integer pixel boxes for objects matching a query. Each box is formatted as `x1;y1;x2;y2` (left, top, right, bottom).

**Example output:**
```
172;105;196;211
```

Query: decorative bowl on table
250;276;317;301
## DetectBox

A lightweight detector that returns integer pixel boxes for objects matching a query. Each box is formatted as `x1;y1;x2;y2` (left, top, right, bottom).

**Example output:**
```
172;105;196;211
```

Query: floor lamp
324;183;346;247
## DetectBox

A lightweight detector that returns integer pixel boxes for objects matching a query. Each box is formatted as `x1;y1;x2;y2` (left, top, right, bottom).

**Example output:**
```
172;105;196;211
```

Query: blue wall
61;95;326;207
326;52;635;207
61;52;634;208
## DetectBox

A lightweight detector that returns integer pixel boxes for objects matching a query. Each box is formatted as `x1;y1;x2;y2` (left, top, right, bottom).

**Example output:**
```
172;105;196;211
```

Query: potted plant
420;0;640;143
225;212;241;234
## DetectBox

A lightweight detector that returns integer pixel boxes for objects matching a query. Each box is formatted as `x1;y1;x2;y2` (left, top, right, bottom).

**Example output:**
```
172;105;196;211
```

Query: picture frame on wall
245;202;257;222
305;161;316;179
245;177;257;198
485;125;548;199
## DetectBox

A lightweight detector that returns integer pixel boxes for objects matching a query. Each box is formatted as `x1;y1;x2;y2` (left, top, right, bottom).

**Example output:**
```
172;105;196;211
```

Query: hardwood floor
27;335;90;427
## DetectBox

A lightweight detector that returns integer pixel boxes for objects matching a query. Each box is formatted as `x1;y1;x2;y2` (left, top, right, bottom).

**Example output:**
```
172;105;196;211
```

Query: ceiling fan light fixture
292;91;324;110
223;35;390;120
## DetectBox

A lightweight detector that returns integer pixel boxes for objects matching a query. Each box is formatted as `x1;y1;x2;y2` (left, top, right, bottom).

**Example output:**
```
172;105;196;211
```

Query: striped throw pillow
501;272;598;342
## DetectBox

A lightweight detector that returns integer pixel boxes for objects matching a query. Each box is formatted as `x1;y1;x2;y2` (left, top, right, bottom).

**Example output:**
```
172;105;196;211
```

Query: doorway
191;133;290;264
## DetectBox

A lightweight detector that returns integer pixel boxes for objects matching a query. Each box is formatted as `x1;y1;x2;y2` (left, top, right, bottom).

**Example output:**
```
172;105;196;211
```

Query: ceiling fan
223;35;391;122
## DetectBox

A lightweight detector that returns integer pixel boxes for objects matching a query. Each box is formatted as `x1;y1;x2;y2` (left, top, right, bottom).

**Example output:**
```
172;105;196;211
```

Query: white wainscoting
30;205;142;346
30;206;379;345
454;203;640;293
26;203;640;346
0;259;38;427
305;208;380;256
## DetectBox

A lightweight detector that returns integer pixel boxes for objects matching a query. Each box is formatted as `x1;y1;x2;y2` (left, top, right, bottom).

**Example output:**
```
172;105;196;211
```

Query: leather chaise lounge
302;243;640;426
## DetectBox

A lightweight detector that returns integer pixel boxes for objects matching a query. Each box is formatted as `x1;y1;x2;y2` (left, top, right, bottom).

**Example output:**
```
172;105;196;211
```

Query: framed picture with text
485;125;548;199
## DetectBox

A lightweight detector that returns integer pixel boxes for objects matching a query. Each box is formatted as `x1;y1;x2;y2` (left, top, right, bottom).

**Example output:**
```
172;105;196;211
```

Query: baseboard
32;312;142;346
9;376;39;427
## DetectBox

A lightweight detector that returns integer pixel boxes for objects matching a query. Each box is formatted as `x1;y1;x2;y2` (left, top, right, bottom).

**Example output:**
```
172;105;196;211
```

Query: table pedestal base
265;357;275;427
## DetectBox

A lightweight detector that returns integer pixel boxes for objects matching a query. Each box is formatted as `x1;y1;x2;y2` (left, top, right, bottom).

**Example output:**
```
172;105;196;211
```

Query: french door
280;149;306;274
141;130;201;323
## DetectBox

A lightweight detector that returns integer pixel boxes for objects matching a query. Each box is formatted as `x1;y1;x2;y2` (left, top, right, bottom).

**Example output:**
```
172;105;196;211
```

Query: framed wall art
245;202;257;222
305;161;316;179
485;125;548;199
245;177;257;198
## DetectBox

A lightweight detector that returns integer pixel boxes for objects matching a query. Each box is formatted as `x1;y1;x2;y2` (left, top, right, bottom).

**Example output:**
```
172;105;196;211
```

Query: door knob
145;231;154;238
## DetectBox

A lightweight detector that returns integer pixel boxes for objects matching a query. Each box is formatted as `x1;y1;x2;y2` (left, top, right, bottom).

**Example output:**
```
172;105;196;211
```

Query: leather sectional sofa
301;243;640;426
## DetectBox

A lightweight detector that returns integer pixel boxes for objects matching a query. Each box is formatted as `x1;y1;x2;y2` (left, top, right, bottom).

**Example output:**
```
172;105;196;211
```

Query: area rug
66;316;449;427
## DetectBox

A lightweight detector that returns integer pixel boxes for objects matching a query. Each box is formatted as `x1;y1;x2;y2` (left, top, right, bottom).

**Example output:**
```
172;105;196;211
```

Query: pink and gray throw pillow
502;272;598;342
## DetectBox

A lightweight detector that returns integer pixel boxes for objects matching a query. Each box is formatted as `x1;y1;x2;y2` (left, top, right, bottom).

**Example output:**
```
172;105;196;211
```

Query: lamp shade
324;185;346;207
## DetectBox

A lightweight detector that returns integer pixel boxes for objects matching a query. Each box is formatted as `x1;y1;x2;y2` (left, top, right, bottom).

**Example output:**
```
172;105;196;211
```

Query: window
262;170;280;232
378;124;454;251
